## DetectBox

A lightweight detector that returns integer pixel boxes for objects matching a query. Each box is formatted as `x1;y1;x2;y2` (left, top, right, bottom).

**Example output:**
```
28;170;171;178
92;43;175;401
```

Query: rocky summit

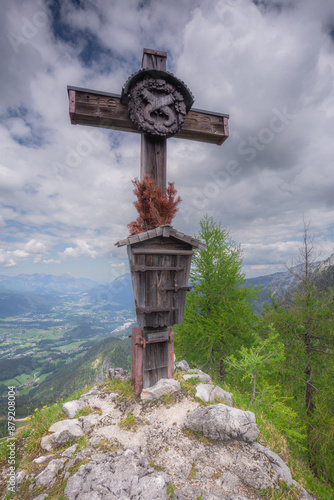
8;364;315;500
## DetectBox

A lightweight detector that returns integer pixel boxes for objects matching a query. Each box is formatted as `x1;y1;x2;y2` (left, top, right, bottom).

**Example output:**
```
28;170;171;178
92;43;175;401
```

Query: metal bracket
135;336;146;348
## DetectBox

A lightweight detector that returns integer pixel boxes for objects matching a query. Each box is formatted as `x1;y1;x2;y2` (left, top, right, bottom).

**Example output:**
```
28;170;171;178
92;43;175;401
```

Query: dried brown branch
127;174;182;235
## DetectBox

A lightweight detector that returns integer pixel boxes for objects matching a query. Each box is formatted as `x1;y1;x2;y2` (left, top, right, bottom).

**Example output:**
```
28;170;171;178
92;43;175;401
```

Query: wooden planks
68;87;229;146
131;326;174;392
127;235;193;329
142;48;167;70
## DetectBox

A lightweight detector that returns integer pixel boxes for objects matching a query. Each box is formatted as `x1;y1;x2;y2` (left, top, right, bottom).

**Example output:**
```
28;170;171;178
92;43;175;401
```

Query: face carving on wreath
128;77;187;137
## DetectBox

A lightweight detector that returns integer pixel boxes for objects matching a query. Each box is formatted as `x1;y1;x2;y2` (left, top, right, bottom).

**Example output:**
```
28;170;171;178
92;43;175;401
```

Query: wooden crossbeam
68;86;229;146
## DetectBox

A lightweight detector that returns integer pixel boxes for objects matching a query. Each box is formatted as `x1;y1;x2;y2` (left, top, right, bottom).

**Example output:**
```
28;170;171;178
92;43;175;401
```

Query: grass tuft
119;412;137;431
100;378;135;402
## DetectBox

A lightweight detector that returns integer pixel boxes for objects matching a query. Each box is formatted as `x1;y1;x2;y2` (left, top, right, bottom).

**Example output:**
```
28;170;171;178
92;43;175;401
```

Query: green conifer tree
264;220;334;483
174;216;259;381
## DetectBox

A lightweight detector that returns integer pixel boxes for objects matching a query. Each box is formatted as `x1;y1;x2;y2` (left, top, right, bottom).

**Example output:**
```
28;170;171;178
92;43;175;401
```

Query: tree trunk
219;358;226;382
304;357;318;476
250;366;257;405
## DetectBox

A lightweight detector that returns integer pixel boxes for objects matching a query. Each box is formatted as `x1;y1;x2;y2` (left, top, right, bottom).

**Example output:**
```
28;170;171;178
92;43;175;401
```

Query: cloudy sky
1;0;334;282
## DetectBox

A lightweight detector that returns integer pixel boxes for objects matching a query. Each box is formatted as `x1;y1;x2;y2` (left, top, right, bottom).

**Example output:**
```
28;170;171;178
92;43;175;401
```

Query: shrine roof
115;225;206;250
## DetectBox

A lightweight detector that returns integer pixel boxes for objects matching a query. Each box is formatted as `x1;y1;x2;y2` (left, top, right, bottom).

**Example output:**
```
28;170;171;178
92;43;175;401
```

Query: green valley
0;274;135;424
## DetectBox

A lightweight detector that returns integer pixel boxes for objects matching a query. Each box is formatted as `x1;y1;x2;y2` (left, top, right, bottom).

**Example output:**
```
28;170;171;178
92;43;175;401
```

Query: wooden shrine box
115;225;206;330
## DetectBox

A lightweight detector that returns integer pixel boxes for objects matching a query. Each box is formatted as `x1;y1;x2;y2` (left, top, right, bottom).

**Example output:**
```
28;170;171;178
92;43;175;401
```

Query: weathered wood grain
142;48;167;70
128;235;193;329
68;88;229;146
131;327;144;397
140;134;167;191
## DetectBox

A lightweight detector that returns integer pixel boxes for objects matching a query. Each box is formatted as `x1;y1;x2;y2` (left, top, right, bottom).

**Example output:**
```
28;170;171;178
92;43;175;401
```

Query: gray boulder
49;418;82;434
292;480;316;499
174;360;190;371
141;378;181;401
62;399;87;419
184;404;259;443
33;455;54;464
195;383;233;405
253;442;292;486
79;387;103;401
64;448;168;499
35;457;68;486
15;470;26;486
40;413;101;451
79;413;100;434
183;369;212;384
41;418;84;451
109;367;130;382
61;444;78;457
41;428;83;451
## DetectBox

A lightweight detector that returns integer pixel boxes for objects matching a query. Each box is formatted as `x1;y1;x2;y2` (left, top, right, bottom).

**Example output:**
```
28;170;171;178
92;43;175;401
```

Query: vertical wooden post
140;135;167;191
131;327;144;397
168;328;174;379
142;48;166;71
140;49;167;192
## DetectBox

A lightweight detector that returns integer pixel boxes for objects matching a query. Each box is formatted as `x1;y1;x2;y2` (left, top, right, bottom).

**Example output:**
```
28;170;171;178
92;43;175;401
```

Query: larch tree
265;219;334;482
174;216;259;381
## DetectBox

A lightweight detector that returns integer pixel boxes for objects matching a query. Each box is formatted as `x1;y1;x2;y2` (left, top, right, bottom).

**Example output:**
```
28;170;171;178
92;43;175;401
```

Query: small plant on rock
119;412;137;431
167;482;176;499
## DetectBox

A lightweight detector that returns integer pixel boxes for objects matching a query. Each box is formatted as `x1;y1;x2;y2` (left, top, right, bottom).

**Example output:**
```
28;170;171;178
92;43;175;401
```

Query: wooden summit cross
68;48;229;396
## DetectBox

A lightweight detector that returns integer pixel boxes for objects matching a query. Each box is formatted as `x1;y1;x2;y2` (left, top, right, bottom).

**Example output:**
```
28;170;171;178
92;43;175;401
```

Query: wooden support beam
168;328;174;380
131;327;144;397
68;87;229;146
140;133;166;190
142;48;167;70
140;48;168;190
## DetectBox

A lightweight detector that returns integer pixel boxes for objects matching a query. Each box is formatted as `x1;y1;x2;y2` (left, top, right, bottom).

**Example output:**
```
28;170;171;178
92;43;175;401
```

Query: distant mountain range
0;273;134;318
0;289;61;318
0;273;99;294
247;252;334;308
0;251;333;317
84;274;134;308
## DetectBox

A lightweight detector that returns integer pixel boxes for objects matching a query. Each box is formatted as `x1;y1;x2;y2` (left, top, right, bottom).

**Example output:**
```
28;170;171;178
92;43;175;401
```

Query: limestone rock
41;419;84;451
141;378;181;401
17;376;315;500
195;383;233;405
40;435;53;452
183;369;212;384
174;360;190;371
253;442;292;486
40;414;101;451
174;486;221;499
33;455;54;464
109;367;130;382
33;495;48;500
15;470;26;486
292;480;316;499
184;403;259;443
79;387;103;401
35;457;67;486
79;413;100;434
61;444;78;457
64;448;168;500
62;399;87;419
49;418;83;434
